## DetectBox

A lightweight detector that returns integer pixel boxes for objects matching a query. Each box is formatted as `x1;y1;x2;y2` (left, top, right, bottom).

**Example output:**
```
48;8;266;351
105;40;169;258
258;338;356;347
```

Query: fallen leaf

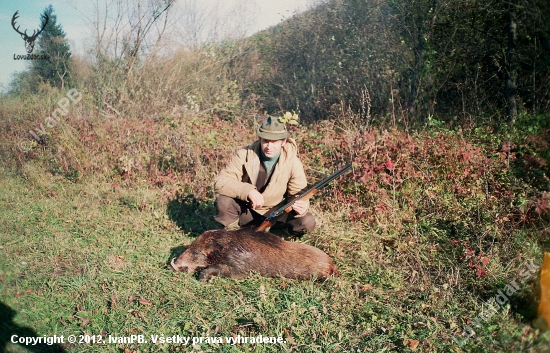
283;328;296;344
404;338;420;351
259;285;266;301
360;284;373;292
285;335;296;344
138;298;152;306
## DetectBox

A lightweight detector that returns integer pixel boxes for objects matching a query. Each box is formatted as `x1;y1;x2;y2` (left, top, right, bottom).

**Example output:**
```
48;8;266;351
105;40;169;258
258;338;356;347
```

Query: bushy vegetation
1;0;549;352
249;0;550;124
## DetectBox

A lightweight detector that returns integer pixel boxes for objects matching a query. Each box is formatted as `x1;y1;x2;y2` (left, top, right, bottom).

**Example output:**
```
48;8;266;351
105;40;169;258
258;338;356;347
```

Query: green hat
257;116;288;140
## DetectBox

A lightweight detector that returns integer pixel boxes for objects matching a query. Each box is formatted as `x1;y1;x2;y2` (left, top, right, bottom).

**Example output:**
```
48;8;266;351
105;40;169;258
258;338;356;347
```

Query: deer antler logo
12;11;49;54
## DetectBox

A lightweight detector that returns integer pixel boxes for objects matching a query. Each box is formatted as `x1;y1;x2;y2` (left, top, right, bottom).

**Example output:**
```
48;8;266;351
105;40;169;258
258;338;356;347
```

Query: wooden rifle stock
257;164;352;232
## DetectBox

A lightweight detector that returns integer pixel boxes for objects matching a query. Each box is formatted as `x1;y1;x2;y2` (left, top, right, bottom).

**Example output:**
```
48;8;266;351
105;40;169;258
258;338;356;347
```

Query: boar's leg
198;264;235;281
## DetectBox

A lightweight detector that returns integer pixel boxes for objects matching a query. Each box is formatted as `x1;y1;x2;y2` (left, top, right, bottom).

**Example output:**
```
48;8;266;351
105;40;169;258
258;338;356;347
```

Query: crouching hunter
213;116;316;236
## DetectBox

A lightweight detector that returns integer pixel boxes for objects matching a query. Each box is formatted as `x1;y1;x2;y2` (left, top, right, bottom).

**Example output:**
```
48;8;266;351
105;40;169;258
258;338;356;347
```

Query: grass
1;154;549;352
1;88;549;351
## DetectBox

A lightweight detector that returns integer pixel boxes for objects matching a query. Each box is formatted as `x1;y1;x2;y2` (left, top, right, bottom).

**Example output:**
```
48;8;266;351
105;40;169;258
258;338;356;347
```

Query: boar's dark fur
169;228;338;281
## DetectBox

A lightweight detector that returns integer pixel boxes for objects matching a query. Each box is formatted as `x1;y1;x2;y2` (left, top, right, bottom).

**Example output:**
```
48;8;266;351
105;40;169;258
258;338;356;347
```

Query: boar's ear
210;230;233;245
205;241;223;265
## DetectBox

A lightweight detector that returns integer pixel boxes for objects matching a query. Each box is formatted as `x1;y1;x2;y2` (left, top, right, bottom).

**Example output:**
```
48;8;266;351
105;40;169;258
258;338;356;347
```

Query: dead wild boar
169;228;338;281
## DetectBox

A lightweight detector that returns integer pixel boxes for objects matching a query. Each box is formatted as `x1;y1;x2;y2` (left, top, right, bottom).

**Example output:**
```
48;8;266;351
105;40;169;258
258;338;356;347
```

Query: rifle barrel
311;163;352;190
257;163;352;231
266;163;352;220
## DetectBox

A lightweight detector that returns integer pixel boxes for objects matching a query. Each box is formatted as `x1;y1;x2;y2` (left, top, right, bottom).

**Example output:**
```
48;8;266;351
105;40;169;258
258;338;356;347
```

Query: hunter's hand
292;200;308;215
247;189;264;209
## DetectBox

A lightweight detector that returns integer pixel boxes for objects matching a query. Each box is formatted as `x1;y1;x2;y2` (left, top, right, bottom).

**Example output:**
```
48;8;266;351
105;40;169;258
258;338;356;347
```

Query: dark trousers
214;195;316;233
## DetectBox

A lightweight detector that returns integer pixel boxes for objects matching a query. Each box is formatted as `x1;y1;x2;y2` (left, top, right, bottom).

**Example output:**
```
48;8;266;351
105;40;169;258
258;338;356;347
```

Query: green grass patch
1;162;549;352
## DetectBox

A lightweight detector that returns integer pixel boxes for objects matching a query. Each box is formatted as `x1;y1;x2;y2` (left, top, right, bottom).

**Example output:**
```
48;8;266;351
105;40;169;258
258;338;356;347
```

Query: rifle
257;163;352;232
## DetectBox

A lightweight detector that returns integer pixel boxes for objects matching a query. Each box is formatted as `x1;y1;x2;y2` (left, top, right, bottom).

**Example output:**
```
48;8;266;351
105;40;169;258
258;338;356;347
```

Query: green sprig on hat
278;111;299;126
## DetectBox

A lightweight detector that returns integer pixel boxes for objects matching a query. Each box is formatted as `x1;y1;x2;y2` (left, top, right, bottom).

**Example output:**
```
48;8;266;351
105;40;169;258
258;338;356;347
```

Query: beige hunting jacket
214;138;309;216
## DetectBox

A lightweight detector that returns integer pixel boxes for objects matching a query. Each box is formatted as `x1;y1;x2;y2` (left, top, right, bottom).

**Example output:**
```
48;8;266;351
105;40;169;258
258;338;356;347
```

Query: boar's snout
168;257;177;271
169;257;182;271
169;257;190;272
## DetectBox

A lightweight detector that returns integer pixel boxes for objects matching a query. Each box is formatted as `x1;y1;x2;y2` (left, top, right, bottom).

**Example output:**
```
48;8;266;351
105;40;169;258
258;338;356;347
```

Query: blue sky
0;0;315;92
0;0;89;91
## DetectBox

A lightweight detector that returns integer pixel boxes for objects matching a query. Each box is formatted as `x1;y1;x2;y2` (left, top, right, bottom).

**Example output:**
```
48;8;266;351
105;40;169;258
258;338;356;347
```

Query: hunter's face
260;138;286;158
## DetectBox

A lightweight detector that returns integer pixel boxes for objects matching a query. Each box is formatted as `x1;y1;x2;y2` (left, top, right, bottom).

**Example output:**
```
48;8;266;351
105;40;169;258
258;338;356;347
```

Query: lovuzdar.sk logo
11;10;49;60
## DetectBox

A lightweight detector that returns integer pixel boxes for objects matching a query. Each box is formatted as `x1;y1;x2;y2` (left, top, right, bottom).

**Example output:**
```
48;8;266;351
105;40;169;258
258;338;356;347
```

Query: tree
506;0;518;124
32;5;73;89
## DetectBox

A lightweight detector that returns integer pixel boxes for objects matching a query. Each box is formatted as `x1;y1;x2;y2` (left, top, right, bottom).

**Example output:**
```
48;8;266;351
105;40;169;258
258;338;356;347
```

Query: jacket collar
243;139;296;185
